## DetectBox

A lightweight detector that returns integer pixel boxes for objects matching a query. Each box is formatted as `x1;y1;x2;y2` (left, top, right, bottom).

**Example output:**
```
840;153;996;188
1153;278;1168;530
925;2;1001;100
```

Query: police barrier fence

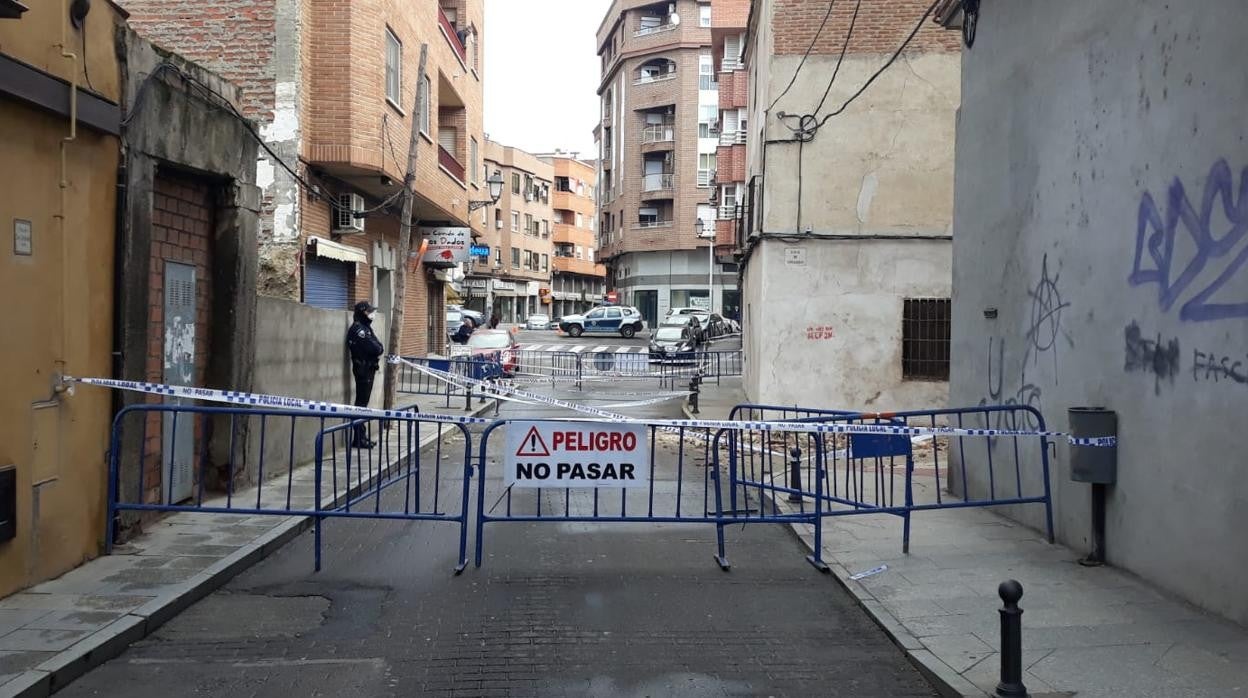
106;403;476;573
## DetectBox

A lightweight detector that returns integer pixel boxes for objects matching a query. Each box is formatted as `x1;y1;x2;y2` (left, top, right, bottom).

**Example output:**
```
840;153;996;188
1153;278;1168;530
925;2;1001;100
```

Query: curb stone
1;399;497;698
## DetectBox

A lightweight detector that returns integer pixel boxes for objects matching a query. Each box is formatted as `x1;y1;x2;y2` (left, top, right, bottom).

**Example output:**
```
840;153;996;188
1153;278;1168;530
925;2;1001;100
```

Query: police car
558;305;646;338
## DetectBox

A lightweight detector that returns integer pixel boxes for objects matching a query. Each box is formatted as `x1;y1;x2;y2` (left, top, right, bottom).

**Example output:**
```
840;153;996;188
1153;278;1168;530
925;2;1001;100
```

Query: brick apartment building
120;0;488;357
739;0;961;410
595;0;738;326
544;154;607;318
470;140;554;324
710;0;748;323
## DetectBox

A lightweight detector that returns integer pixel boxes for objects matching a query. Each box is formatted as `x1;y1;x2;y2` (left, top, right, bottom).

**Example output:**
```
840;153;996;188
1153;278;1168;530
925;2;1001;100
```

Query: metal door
162;261;196;503
635;290;658;328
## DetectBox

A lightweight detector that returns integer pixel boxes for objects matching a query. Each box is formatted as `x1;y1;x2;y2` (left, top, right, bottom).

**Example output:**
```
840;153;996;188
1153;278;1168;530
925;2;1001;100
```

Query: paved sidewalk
686;380;1248;697
0;397;496;698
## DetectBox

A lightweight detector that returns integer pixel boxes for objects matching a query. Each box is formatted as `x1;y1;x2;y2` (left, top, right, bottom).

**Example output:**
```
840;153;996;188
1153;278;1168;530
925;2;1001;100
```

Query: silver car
525;313;550;331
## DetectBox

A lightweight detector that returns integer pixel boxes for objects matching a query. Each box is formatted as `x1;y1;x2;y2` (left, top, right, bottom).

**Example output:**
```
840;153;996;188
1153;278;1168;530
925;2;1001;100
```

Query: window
725;35;741;65
589;217;595;232
385;28;402;106
639;207;659;226
438;125;457;156
470;138;478;184
511;247;520;268
575;246;583;259
605;308;622;320
902;298;951;380
495;247;501;265
541;220;549;236
511;211;519;231
419;74;431;134
699;2;712;26
541;254;548;272
698;105;718;138
699;52;715;89
494;208;502;229
524;213;533;234
698;153;716;187
524;250;533;269
512;173;521;194
575;212;584;228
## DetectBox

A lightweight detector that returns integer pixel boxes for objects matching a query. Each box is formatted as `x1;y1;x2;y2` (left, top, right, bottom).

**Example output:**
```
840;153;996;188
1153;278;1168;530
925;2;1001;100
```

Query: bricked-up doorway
144;169;214;505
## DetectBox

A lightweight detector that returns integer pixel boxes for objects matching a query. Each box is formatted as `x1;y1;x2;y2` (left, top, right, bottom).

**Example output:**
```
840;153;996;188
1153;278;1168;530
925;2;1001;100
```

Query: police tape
67;376;493;425
397;359;1118;447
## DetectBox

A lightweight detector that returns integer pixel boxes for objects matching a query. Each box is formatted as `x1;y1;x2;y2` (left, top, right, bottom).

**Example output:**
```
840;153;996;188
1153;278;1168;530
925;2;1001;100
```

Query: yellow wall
0;3;122;596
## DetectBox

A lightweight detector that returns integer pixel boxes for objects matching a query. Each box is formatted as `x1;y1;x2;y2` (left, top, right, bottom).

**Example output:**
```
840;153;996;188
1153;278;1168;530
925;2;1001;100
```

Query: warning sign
504;421;649;489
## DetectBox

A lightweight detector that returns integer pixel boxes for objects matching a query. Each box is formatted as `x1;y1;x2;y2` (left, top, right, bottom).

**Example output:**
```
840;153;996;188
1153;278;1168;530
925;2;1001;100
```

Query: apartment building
709;0;748;320
595;0;737;326
543;155;607;318
121;0;487;357
740;0;960;410
476;140;554;324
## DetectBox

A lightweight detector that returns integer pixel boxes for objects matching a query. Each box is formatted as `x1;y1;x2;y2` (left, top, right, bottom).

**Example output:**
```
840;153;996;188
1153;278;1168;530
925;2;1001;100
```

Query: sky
484;0;612;159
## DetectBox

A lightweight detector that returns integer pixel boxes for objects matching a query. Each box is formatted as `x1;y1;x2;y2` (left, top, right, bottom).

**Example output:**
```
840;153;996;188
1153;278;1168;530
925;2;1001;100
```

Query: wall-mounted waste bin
1068;407;1116;484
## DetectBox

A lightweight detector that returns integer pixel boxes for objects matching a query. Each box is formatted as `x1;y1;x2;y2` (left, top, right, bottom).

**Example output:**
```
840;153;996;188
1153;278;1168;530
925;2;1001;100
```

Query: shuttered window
305;257;351;310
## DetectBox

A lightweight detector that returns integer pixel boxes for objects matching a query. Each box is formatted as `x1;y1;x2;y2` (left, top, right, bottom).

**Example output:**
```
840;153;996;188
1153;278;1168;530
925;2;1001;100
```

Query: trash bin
1068;407;1116;484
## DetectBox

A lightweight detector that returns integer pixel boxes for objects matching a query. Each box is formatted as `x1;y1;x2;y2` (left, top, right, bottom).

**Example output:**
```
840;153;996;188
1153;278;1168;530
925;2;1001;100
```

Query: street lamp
695;217;714;314
469;170;504;211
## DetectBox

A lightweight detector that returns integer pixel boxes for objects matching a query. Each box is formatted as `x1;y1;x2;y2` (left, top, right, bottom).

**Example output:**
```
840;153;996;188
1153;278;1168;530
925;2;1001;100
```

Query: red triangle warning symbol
516;426;551;457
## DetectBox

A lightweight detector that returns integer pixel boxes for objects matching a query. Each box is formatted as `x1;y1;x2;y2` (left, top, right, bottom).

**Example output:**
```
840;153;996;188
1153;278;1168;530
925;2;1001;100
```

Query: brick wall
718;69;748;109
142;171;216;504
711;0;750;28
716;143;746;183
119;0;276;119
772;0;961;55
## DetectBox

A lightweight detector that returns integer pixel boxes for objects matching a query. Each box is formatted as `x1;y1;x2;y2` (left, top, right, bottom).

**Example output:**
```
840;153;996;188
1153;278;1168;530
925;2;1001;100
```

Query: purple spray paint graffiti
1129;159;1248;321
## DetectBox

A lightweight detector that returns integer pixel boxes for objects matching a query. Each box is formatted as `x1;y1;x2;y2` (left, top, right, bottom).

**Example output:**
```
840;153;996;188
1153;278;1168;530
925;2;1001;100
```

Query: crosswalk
520;343;649;355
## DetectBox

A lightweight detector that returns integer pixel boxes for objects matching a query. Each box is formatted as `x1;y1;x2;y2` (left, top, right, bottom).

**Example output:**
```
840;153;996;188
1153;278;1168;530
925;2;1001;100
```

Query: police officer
346;301;384;448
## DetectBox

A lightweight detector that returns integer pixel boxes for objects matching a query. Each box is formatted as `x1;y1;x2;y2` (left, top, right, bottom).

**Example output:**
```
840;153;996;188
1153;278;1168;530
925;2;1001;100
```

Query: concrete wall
743;239;951;410
740;42;959;412
950;0;1248;625
249;297;388;480
0;3;124;597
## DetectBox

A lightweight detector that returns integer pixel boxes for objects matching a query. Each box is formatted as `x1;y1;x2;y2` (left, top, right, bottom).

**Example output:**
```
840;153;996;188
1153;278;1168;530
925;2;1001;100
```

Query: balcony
632;220;673;230
641;124;675;144
552;222;586;244
697;170;714;187
642;173;673;191
634;22;677;38
718;204;738;220
438;145;465;182
718;130;747;146
552;256;606;277
438;6;467;66
634;71;676;86
720;57;744;72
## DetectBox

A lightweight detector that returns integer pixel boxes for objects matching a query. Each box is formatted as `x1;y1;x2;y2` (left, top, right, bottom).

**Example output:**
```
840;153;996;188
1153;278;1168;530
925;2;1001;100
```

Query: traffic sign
504;421;649;489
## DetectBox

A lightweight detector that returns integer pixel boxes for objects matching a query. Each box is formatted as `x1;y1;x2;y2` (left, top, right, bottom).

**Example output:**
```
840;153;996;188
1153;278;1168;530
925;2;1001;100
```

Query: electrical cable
766;0;835;114
79;26;96;93
810;0;862;116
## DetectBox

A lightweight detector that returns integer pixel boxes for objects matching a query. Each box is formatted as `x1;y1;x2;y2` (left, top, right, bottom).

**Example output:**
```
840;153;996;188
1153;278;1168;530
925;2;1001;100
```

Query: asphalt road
63;381;933;698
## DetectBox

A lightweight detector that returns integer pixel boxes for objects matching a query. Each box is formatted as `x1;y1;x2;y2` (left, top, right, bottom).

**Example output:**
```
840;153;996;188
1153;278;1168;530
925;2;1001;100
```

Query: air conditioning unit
335;193;365;233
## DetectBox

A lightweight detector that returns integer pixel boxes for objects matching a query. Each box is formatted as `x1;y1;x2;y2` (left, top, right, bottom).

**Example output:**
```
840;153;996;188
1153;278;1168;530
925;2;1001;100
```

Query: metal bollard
995;580;1028;697
787;446;803;502
688;373;701;414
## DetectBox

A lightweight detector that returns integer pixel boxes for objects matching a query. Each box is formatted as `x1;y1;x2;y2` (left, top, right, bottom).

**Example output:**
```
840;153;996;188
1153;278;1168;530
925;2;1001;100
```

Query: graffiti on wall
1123;320;1246;390
978;255;1072;432
1122;321;1181;394
805;325;834;340
1129;159;1248;322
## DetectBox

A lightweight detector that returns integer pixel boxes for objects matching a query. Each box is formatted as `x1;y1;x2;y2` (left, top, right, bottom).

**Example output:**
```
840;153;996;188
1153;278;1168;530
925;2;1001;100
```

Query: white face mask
367;311;377;321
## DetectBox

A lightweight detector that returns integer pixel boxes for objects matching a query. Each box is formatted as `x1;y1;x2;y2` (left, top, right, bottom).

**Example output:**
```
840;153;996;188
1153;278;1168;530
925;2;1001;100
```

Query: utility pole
384;43;428;412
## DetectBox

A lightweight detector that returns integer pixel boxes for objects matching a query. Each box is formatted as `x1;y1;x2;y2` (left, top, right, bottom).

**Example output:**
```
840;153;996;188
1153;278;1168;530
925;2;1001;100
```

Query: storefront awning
307;236;368;264
445;285;464;304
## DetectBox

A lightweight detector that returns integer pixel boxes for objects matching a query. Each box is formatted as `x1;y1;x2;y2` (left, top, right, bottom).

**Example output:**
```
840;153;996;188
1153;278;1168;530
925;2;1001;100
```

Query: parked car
525;313;550;331
547;316;561;330
648;325;698;363
660;314;704;344
466;329;520;376
447;305;485;328
558;305;646;338
666;306;709;318
689;312;729;340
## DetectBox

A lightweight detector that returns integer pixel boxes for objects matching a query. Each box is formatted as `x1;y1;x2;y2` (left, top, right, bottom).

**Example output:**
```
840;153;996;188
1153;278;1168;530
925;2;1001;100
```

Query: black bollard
995;580;1028;697
689;374;701;414
787;446;803;502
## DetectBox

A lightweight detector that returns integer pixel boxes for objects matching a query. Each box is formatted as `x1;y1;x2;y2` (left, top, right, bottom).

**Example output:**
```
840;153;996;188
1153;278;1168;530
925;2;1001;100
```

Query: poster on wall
419;227;470;263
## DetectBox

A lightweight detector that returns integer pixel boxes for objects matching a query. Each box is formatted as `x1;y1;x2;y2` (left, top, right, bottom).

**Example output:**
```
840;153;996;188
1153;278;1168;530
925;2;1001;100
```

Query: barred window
902;298;951;381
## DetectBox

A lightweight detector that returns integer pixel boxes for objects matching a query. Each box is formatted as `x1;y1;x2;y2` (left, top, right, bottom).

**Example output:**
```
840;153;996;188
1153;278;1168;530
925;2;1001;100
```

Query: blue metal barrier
719;403;1057;560
106;403;474;574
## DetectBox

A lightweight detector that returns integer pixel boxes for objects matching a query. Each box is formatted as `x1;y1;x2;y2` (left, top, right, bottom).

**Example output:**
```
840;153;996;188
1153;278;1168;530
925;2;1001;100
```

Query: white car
525;314;550;331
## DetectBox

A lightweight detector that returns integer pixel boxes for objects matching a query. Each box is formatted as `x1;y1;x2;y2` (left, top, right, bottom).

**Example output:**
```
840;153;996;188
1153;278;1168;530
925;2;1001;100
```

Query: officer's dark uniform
346;301;384;447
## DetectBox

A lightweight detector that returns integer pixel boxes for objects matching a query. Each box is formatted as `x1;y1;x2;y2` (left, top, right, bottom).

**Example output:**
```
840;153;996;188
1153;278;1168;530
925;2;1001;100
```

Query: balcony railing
697;170;713;187
438;145;465;182
642;173;674;191
721;57;744;72
438;7;467;65
633;220;673;229
635;71;676;85
699;75;719;90
635;21;677;37
719;204;738;220
641;124;675;143
718;130;747;146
